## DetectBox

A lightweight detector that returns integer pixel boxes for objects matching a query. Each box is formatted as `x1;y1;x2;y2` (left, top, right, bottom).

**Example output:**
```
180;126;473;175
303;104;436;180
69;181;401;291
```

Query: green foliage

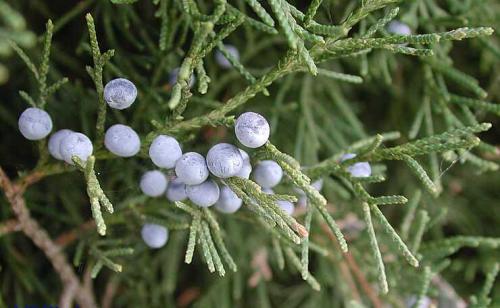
0;0;499;307
0;2;36;84
73;156;114;236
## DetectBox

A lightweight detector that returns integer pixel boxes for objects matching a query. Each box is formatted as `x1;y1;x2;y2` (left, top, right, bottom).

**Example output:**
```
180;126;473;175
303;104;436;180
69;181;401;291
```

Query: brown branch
56;219;96;247
313;233;361;301
15;163;74;194
0;219;21;235
248;247;272;288
16;170;46;193
343;249;383;308
83;260;94;305
177;287;201;307
337;254;362;301
101;277;120;308
59;284;77;308
0;166;97;308
321;223;383;308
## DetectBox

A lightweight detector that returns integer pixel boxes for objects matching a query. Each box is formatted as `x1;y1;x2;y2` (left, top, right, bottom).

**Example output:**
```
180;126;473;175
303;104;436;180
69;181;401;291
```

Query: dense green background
0;0;499;307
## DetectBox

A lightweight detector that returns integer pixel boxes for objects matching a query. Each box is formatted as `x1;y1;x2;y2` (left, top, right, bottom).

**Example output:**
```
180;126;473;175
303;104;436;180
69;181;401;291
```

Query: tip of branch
480;122;492;131
340;243;348;253
295;222;309;238
381;284;389;294
301;271;309;280
484;27;494;35
410;258;419;268
97;226;106;236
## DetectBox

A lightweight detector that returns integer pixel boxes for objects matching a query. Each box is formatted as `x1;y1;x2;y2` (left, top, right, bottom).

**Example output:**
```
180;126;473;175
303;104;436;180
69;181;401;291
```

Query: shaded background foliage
0;0;499;307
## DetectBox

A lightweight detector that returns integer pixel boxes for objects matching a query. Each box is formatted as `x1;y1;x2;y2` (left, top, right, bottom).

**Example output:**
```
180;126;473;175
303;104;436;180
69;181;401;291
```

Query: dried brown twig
0;166;97;308
321;223;382;308
0;219;21;235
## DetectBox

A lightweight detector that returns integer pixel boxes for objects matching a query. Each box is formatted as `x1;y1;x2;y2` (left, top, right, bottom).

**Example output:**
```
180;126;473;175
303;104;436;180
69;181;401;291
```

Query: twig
0;219;21;235
177;287;201;307
56;220;96;247
101;277;119;308
248;247;273;288
343;250;383;308
59;283;77;308
0;166;97;308
16;163;73;193
321;223;382;308
314;233;361;301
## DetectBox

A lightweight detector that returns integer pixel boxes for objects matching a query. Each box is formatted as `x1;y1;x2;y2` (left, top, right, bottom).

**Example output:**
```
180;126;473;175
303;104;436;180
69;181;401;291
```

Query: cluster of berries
18;57;372;249
18;78;138;165
137;109;278;248
138;113;371;248
138;111;274;248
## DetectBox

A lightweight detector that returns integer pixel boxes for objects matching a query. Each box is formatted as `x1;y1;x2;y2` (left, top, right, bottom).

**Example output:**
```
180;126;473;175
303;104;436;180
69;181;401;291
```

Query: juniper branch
403;156;439;197
261;142;348;251
370;204;419;267
364;7;399;38
413;266;432;308
226;177;306;244
410;210;429;255
85;13;115;146
38;19;53;108
73;156;114;236
400;190;422;240
185;214;201;264
470;263;499;307
300;208;312;280
0;167;97;307
203;208;237;272
362;202;388;294
421;236;500;260
370;123;490;161
285;247;321;291
244;0;275;27
201;221;225;276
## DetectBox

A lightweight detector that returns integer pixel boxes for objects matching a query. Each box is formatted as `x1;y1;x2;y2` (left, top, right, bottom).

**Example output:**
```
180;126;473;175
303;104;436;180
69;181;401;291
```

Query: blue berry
59;132;93;165
253;160;283;188
48;129;73;160
235;112;270;148
18;107;53;140
103;78;137;110
235;149;252;179
206;143;243;178
168;67;196;88
165;177;187;202
140;170;168;197
149;135;182;169
387;21;411;36
104;124;141;157
175;152;209;185
141;223;168;249
215;44;239;69
215;185;242;214
186;179;220;208
405;296;431;308
341;153;372;178
277;200;294;216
